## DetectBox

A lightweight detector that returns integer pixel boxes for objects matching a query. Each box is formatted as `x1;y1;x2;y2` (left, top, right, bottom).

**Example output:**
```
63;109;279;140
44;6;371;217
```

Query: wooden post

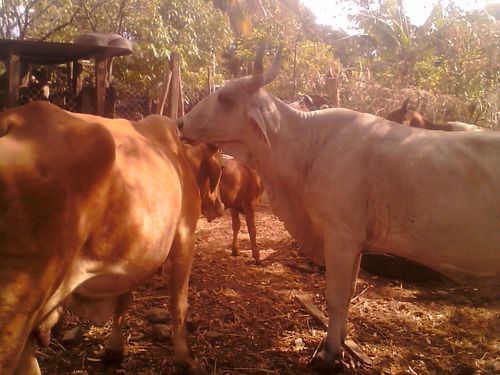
178;71;185;116
72;61;83;96
7;53;20;108
207;66;212;95
95;57;107;116
169;51;181;120
326;76;340;108
156;68;172;115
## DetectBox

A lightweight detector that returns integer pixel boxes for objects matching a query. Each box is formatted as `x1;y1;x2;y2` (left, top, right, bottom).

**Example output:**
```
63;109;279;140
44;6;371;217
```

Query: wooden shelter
0;34;132;115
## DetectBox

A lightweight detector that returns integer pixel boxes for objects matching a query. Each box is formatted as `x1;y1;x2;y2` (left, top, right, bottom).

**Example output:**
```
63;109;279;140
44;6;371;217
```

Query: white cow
178;49;500;371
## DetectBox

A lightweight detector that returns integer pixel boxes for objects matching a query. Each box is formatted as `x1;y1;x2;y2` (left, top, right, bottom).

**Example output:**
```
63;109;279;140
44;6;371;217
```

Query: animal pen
1;38;497;375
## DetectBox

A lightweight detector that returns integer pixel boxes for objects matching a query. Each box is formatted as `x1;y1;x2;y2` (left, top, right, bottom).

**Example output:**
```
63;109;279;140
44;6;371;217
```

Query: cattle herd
1;48;499;375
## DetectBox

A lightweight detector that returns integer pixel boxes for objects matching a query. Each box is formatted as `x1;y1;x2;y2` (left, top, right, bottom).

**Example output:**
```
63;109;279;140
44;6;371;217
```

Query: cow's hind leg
14;338;41;375
310;233;363;372
243;206;260;264
102;292;134;363
168;235;206;375
230;208;241;257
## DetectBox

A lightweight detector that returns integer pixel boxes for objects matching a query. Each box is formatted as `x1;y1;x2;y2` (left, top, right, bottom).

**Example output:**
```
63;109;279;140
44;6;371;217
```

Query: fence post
6;53;20;108
327;75;340;108
95;57;107;116
156;67;172;115
207;66;212;95
178;71;185;116
169;51;181;120
72;60;83;96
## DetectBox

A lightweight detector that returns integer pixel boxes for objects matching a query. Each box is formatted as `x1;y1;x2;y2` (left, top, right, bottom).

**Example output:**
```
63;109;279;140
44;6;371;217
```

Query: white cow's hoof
309;351;343;373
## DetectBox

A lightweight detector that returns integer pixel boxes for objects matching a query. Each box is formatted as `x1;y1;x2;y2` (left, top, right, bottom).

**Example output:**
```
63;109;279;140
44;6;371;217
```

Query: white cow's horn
247;47;265;92
264;48;283;85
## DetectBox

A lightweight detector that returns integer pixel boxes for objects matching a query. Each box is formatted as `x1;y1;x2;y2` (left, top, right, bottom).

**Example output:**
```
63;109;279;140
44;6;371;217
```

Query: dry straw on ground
39;202;499;374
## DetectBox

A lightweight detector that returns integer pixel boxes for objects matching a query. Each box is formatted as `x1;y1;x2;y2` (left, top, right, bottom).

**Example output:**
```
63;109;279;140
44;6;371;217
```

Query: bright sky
302;0;492;30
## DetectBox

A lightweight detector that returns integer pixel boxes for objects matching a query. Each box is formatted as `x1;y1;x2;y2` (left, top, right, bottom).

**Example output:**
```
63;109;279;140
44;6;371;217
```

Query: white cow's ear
248;107;271;148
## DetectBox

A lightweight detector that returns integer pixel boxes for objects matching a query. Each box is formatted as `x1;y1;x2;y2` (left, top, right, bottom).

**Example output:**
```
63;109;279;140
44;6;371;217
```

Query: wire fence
4;59;496;129
1;59;203;120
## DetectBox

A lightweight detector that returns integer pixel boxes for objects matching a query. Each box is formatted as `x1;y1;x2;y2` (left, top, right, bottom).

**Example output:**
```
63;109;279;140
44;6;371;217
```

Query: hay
39;203;499;374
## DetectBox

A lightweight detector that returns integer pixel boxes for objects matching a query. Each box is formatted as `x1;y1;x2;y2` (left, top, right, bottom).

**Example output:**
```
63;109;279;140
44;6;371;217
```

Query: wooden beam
95;57;107;116
295;294;373;365
169;51;181;120
7;53;20;108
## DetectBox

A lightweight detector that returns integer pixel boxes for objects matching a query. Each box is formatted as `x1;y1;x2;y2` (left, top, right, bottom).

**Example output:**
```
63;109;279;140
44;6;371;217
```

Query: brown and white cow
217;155;263;264
386;98;483;131
0;101;212;375
178;49;500;371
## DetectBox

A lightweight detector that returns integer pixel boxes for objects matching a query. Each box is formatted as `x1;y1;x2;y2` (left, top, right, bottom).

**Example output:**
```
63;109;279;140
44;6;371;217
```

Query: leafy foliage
0;0;498;127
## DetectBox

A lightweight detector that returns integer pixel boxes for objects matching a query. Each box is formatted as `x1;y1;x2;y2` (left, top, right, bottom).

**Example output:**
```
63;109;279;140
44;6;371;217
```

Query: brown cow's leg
243;207;260;264
168;235;206;375
102;292;134;363
36;305;65;348
13;338;40;375
230;208;241;257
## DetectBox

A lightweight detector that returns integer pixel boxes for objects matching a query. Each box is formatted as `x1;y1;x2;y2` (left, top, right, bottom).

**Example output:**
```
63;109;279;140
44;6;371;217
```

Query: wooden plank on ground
344;339;372;365
295;294;372;365
295;294;328;326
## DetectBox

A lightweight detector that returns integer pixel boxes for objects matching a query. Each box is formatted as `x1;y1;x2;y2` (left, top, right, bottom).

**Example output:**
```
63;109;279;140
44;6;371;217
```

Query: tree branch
20;0;43;39
80;0;93;31
40;4;83;41
115;0;127;34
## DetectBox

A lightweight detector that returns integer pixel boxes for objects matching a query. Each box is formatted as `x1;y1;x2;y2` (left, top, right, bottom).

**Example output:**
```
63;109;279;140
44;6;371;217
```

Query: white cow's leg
344;252;362;338
102;292;133;363
14;338;41;375
168;235;206;375
311;233;362;372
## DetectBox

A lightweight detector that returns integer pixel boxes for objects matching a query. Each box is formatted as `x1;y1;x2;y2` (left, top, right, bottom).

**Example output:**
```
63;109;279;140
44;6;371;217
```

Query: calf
0;101;211;375
183;142;225;221
219;156;263;264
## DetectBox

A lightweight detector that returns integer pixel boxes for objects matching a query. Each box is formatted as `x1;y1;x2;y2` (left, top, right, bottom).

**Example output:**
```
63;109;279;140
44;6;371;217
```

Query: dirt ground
39;202;499;375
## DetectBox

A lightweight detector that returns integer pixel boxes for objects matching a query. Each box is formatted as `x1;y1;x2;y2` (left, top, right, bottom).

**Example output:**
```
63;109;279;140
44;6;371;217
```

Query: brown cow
0;101;212;375
219;156;263;264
